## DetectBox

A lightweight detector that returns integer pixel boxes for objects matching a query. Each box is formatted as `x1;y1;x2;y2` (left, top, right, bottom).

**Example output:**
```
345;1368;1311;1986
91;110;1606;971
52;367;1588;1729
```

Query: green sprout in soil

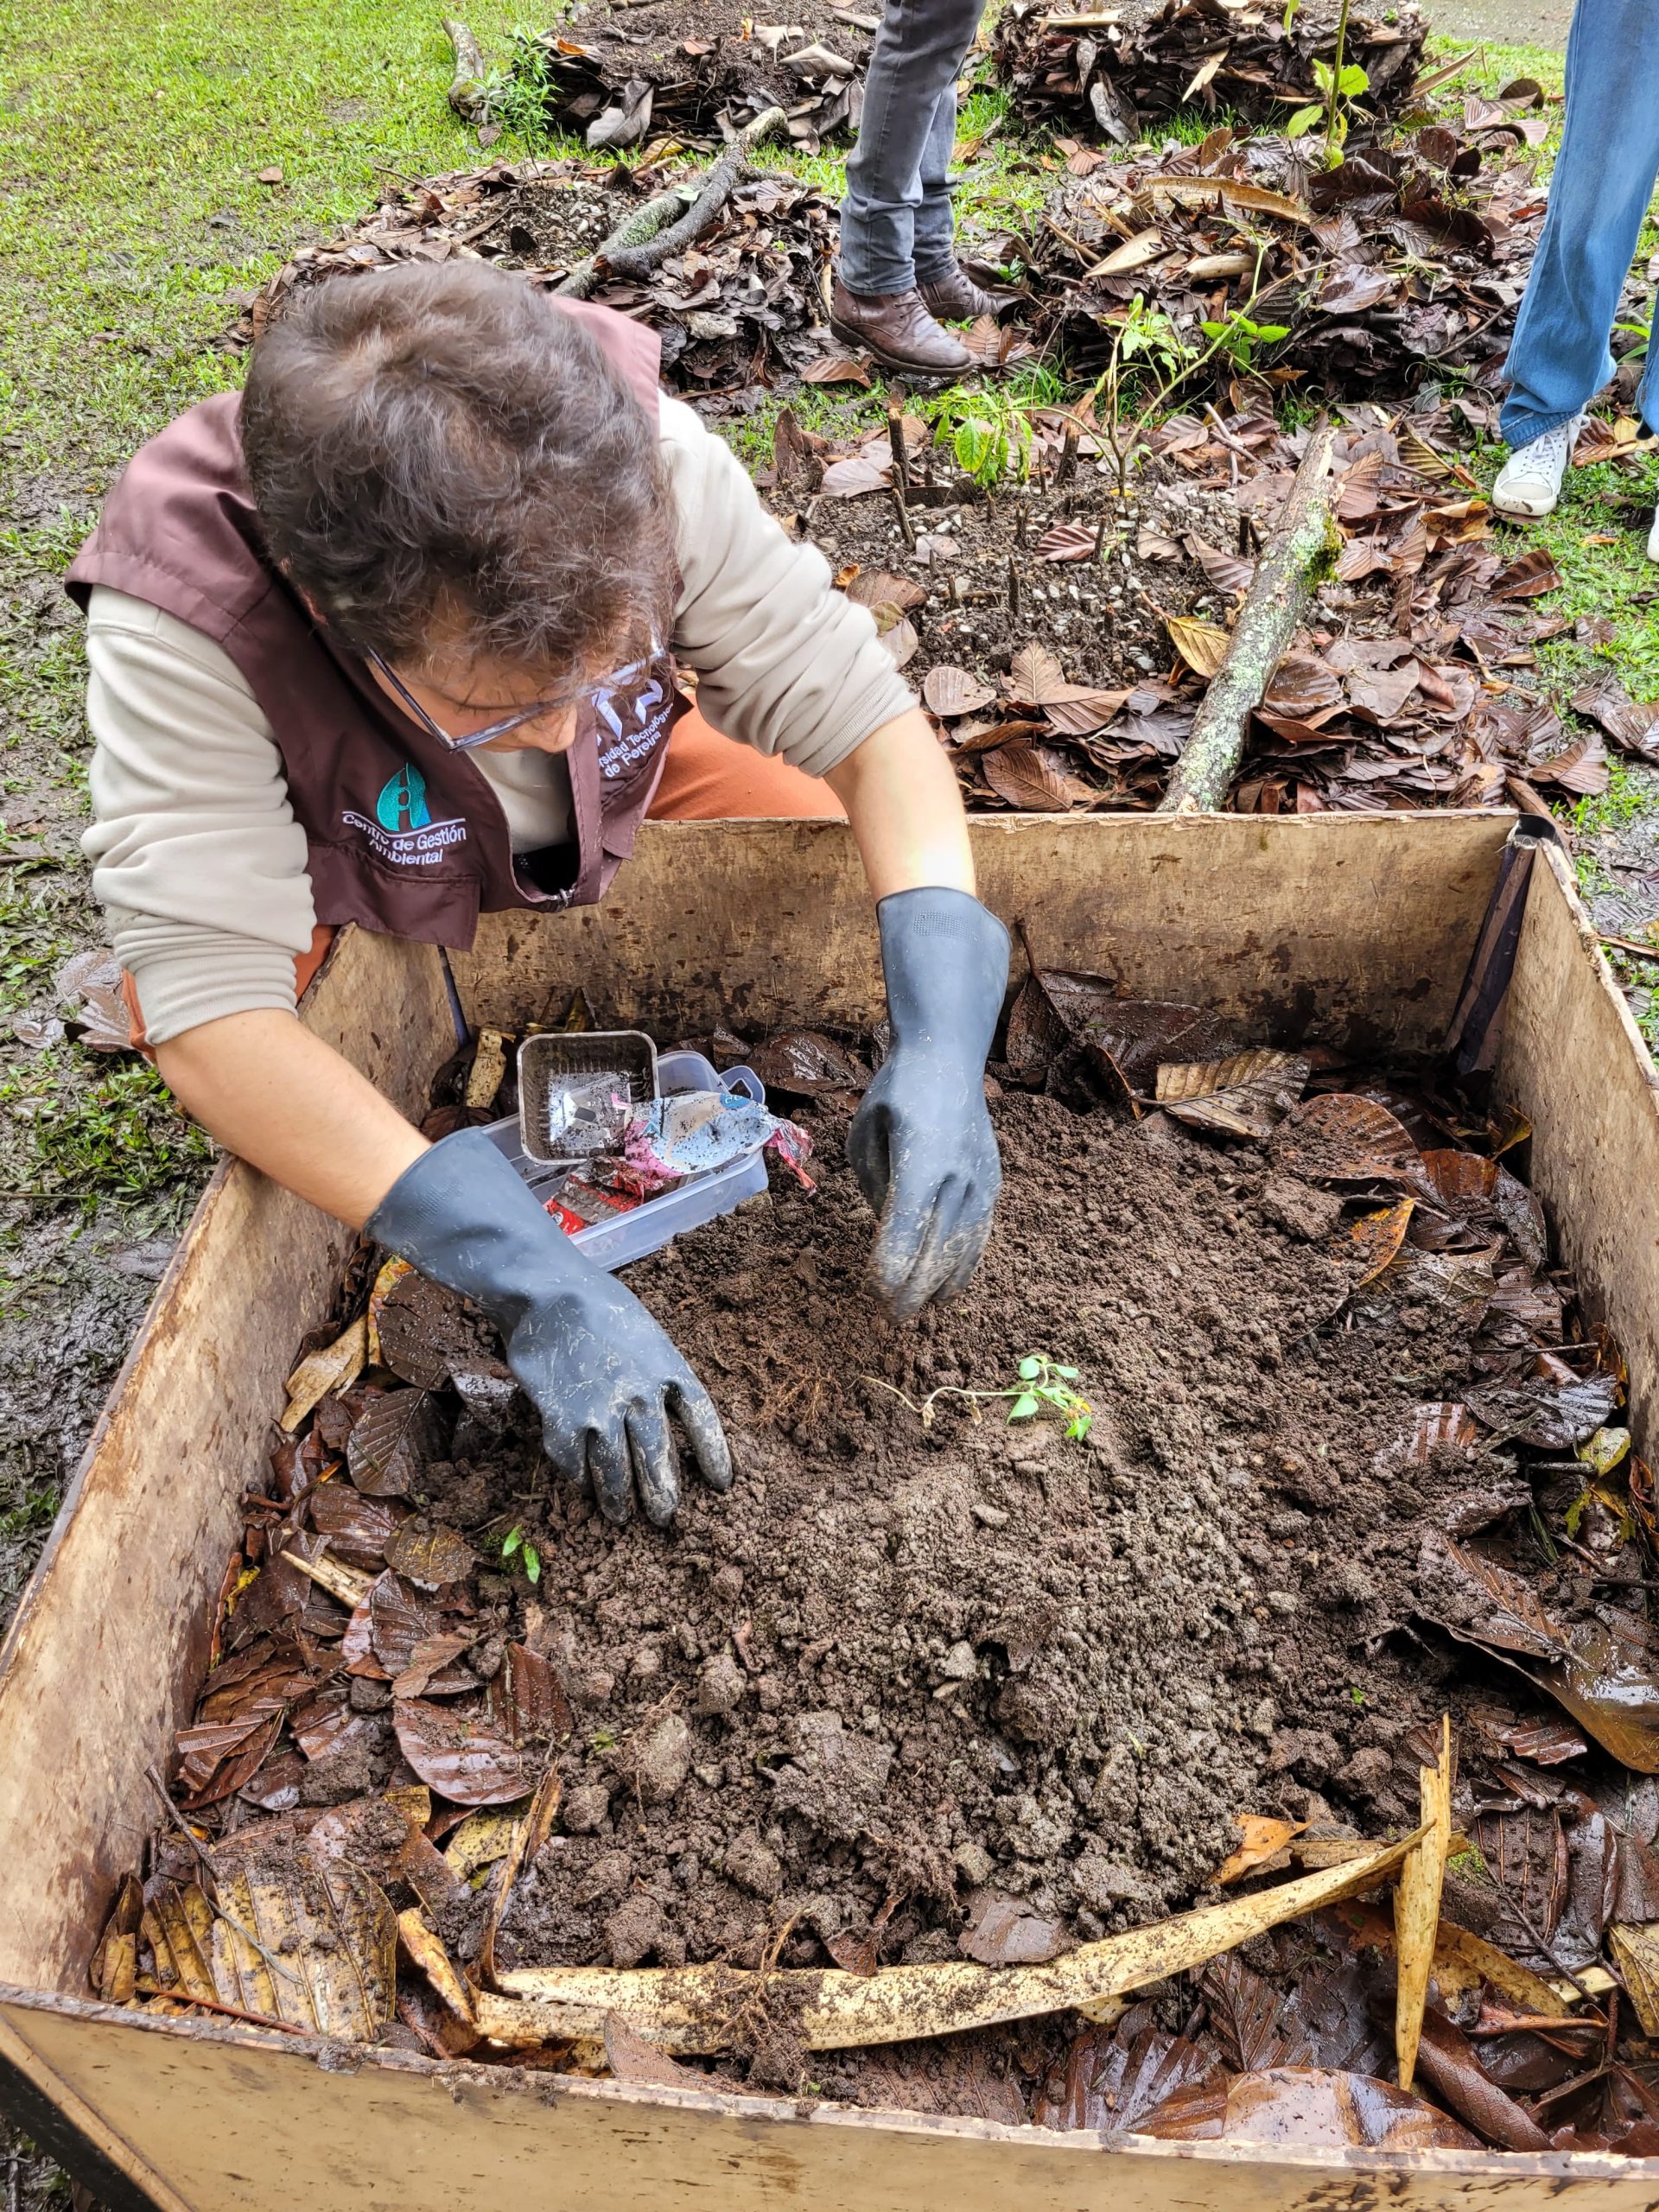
501;1523;541;1584
864;1351;1093;1442
1007;1354;1092;1440
1348;1685;1367;1707
1447;1845;1489;1881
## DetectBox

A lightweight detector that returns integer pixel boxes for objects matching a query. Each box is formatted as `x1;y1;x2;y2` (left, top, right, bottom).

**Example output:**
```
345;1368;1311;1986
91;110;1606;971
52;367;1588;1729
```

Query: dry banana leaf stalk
483;1829;1425;2054
1394;1715;1452;2093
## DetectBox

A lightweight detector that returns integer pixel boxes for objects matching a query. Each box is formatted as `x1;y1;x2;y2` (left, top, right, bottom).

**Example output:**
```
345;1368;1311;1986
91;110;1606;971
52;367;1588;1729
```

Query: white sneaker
1491;412;1585;518
1648;497;1659;563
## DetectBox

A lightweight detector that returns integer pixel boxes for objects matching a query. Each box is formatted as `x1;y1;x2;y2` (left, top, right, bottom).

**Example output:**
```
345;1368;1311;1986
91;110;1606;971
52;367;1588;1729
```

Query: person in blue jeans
1493;0;1659;554
831;0;997;376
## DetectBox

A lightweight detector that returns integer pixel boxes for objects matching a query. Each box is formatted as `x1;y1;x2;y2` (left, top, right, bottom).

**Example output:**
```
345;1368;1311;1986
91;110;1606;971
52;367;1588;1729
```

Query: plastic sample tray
516;1028;659;1165
484;1048;769;1270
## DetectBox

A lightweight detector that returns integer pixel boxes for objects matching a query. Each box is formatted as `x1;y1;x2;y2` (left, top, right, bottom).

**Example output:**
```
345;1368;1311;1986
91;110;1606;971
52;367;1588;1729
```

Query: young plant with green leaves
864;1350;1093;1443
1285;0;1368;163
1199;311;1290;374
930;389;1037;491
485;25;556;143
1007;1354;1093;1440
501;1523;542;1584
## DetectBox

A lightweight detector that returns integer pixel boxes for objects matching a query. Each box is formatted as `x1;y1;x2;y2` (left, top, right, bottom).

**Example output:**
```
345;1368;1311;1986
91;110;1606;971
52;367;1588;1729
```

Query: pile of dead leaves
514;0;874;153
226;156;841;400
989;0;1429;140
988;107;1551;403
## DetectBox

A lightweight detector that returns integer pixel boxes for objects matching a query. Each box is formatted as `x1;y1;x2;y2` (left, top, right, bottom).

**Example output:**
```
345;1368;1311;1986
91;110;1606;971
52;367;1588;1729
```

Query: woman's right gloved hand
366;1128;730;1527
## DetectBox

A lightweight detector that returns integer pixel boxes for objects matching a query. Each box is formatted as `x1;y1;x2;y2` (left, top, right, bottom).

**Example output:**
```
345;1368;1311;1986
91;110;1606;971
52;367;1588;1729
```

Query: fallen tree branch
441;17;490;125
554;184;702;299
475;1827;1423;2054
555;106;788;300
1156;417;1338;814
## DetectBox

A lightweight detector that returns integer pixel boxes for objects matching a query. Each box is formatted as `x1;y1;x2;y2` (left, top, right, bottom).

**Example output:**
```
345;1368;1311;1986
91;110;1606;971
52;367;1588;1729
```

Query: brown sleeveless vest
65;298;686;950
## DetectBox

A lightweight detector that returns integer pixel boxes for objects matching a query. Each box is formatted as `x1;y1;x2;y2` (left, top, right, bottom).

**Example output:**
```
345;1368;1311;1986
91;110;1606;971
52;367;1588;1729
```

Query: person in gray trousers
831;0;997;375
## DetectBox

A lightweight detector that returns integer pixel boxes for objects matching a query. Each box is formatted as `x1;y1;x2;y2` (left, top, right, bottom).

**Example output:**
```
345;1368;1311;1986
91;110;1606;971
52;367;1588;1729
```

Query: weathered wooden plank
0;930;450;1994
453;811;1514;1057
1497;844;1659;1446
9;1989;1659;2211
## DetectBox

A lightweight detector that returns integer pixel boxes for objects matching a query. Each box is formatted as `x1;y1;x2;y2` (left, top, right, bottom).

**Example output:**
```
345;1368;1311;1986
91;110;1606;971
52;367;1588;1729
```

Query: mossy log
1157;418;1339;815
440;17;489;124
555;107;787;300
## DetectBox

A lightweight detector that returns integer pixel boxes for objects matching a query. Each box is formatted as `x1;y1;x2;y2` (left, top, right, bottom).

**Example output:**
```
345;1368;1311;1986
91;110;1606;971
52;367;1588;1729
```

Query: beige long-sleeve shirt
83;395;912;1045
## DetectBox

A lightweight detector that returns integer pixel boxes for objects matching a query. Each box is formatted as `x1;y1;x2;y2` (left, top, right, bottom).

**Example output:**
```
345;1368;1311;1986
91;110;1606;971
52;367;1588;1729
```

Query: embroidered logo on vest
376;764;431;833
343;761;467;868
594;669;674;779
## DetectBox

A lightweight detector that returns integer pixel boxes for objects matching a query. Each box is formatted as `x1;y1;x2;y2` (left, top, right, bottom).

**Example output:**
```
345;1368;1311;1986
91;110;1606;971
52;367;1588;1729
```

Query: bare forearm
155;1009;428;1229
824;709;976;900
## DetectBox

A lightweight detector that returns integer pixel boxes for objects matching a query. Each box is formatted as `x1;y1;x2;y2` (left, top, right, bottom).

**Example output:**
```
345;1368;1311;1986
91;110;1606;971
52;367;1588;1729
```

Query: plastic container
483;1049;770;1270
515;1029;658;1165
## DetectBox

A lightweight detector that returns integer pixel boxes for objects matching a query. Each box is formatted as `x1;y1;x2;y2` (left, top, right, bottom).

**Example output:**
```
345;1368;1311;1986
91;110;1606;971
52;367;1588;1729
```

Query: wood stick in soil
440;18;489;125
559;107;787;296
1156;419;1338;816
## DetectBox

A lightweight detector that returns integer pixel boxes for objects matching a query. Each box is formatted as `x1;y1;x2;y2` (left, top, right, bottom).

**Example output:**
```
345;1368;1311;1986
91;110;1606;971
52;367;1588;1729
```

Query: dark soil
480;1096;1484;1990
791;459;1239;699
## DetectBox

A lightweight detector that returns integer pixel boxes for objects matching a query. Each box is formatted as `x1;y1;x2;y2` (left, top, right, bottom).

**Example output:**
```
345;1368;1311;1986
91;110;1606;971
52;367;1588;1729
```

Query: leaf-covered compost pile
1002;105;1551;398
516;0;874;155
990;0;1428;139
776;397;1629;815
96;995;1659;2149
230;153;841;397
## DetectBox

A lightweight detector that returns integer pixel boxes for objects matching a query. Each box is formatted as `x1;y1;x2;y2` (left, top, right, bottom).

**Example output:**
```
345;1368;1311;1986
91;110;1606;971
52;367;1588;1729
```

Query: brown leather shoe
830;278;972;377
918;264;1000;323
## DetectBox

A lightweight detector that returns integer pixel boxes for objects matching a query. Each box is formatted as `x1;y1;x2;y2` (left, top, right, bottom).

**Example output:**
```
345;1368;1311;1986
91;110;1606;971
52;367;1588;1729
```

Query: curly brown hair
241;261;676;683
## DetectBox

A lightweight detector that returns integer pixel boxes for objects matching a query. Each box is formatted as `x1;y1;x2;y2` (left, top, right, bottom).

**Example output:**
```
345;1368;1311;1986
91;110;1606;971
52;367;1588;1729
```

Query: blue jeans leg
840;0;987;296
1501;0;1659;447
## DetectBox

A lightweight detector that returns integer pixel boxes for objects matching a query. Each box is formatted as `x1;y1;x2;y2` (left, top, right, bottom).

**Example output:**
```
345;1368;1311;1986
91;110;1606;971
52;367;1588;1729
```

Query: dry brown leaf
1348;1198;1414;1286
1609;1924;1659;2037
1154;1050;1309;1141
213;1856;397;2039
443;1806;524;1881
847;569;925;613
1166;613;1230;679
801;353;871;385
487;1831;1425;2053
1273;1093;1424;1186
1145;175;1311;225
1036;519;1101;563
1137;525;1183;562
923;664;996;719
1395;1717;1452;2093
1084;226;1168;276
384;1522;476;1591
281;1315;367;1433
346;1387;437;1498
393;1697;544;1806
1140;2067;1478;2151
1184;534;1255;596
397;1907;476;2024
1214;1813;1306;1885
981;744;1078;813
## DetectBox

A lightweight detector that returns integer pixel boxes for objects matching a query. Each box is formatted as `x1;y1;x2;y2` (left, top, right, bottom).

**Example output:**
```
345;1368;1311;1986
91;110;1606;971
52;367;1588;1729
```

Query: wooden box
3;813;1658;2210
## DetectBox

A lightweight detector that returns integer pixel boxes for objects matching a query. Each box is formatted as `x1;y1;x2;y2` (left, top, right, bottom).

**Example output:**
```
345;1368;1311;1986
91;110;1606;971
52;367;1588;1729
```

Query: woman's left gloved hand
847;886;1010;1321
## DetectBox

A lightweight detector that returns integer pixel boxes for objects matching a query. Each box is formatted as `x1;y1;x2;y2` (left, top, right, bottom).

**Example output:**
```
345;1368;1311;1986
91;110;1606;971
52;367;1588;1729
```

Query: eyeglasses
365;647;661;753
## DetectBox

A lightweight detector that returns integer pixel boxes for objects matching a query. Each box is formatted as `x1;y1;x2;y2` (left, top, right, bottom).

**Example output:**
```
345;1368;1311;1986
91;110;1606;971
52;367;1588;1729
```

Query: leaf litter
96;991;1659;2149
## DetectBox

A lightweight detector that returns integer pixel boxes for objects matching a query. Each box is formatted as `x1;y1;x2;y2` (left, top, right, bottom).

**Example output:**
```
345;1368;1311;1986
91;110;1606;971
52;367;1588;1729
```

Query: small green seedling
502;1523;542;1585
1348;1684;1367;1707
1007;1353;1093;1440
1199;312;1291;373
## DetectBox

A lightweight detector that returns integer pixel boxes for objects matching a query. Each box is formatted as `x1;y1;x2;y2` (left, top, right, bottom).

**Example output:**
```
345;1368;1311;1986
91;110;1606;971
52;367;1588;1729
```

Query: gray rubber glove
366;1128;730;1527
848;887;1009;1320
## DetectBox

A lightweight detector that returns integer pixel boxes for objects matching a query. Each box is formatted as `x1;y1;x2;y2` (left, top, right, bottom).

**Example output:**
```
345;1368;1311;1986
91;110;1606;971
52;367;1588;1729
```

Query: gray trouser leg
839;0;988;296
